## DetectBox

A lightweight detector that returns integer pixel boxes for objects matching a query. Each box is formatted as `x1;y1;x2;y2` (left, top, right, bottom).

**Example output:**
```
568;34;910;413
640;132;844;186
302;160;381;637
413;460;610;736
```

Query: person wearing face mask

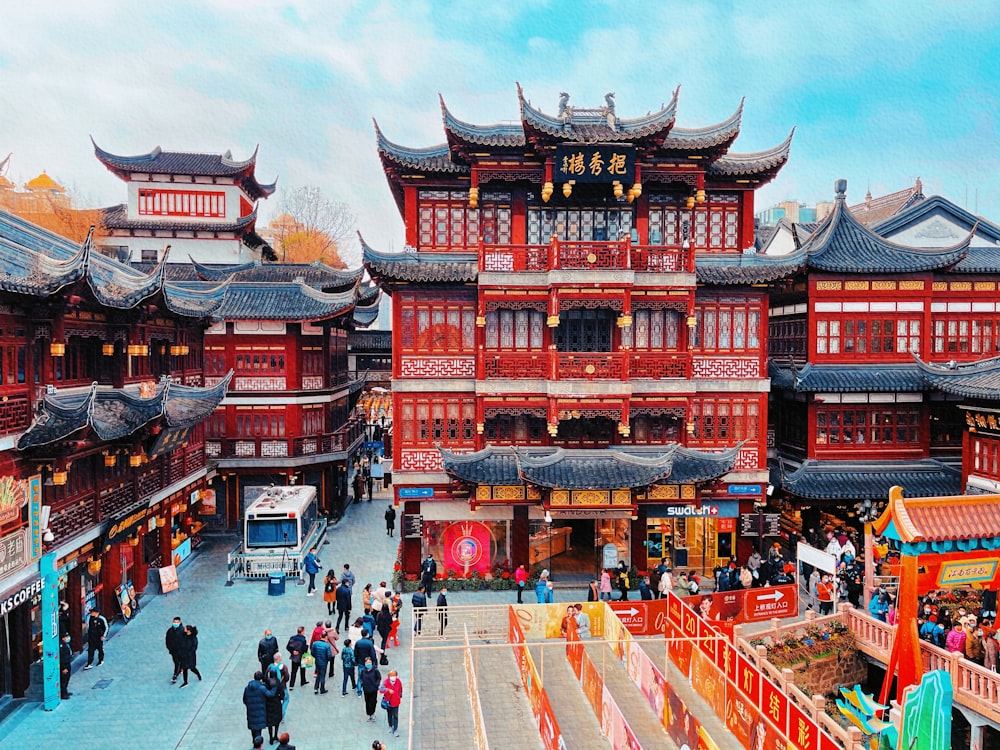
359;657;383;722
816;575;835;615
165;616;185;683
379;669;403;737
59;633;74;699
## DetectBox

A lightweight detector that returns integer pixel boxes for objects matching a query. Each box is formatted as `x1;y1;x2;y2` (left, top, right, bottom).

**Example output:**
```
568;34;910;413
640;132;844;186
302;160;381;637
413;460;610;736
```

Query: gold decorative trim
612;489;632;505
951;282;972;291
815;281;842;291
550;489;570;506
845;281;869;291
871;281;896;291
681;484;696;500
975;282;996;292
932;281;947;291
476;486;491;501
899;280;924;290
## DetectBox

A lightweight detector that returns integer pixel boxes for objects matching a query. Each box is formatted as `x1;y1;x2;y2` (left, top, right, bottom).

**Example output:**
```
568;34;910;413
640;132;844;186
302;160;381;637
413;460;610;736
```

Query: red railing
483;352;548;379
556;240;629;269
478;238;693;274
629;244;688;272
628;352;688;379
208;422;365;461
556;352;624;380
481;245;551;272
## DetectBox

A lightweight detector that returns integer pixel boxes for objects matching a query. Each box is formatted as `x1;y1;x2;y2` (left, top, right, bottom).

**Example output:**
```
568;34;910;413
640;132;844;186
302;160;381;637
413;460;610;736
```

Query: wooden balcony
628;353;688;379
483;353;548;379
479;239;690;274
206;420;366;462
480;351;692;381
557;352;624;380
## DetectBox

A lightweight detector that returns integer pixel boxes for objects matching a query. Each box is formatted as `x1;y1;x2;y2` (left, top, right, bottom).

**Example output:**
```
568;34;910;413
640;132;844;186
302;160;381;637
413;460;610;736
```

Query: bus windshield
247;518;298;548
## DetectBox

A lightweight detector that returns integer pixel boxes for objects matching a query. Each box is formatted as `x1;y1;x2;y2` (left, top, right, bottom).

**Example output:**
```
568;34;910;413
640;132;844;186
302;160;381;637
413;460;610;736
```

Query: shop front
533;509;634;584
413;501;512;583
644;499;741;576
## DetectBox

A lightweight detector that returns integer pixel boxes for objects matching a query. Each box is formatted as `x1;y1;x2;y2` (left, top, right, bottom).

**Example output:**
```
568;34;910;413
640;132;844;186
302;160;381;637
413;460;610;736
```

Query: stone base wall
784;650;869;696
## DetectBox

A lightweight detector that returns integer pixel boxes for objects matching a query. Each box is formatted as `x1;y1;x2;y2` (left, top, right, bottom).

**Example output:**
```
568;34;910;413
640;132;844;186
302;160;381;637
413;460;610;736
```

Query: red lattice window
689;397;760;446
691;297;763;353
235;349;286;374
138;189;226;218
816;406;920;446
815;316;920;360
972;436;1000;481
932;316;1000;356
417;190;511;249
396;395;476;449
398;296;476;354
485;309;545;350
235;407;285;437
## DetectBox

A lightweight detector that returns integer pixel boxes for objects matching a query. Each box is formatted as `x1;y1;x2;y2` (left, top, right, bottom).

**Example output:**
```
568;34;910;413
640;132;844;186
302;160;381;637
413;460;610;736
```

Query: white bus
237;485;327;579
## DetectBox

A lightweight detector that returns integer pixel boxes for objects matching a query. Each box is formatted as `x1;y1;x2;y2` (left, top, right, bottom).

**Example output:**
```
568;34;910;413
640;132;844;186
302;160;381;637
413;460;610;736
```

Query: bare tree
273;186;356;268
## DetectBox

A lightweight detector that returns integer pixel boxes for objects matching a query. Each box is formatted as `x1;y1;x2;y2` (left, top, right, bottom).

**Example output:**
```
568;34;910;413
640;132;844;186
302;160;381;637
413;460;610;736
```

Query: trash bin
268;572;286;596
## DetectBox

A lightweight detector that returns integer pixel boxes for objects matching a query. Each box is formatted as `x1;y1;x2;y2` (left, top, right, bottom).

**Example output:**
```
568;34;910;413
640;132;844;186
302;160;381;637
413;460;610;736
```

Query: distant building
756;200;817;226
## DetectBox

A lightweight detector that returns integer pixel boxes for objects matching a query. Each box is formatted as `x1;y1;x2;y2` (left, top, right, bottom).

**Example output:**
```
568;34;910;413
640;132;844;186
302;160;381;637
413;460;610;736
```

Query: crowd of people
234;565;406;746
917;594;1000;671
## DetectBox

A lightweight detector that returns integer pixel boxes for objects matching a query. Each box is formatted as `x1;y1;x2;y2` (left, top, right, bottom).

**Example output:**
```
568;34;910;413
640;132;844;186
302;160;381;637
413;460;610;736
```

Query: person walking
617;562;630;601
286;626;308;689
379;669;403;737
658;568;673;599
310;633;333;694
243;671;276;744
362;583;373;615
535;569;550;603
411;586;427;635
816;574;836;615
436;587;449;637
341;563;356;590
336;579;353;632
258;629;279;675
359;657;383;722
166;616;184;683
376;604;393;653
384;504;396;537
302;547;321;596
176;624;202;687
265;655;290;744
275;732;296;750
83;607;108;669
340;638;357;695
599;569;612;601
354;629;377;669
323;570;337;616
587;579;599;602
515;563;528;604
353;471;365;506
420;554;437;592
324;621;339;680
59;633;73;699
638;576;653;600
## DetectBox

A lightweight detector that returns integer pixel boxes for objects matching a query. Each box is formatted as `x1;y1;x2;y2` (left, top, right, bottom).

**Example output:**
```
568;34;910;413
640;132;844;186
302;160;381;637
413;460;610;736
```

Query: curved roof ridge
189;256;260;280
440;93;526;147
85;242;171;309
373;119;463;172
802;183;970;273
661;97;744;149
707;128;795;176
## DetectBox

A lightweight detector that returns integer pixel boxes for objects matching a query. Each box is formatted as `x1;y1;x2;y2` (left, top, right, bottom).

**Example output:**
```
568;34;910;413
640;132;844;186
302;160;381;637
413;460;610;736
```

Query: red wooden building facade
366;86;792;582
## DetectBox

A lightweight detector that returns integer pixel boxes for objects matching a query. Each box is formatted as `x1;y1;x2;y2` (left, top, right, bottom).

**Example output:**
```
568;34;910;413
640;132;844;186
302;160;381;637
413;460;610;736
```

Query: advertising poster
760;676;789;736
565;624;583;680
666;590;683;628
173;537;192;566
609;598;667;636
581;601;604;638
681;584;799;624
690;649;727;723
581;650;603;716
159;564;179;593
666;685;702;750
667;620;692;676
600;683;630;750
512;603;569;640
735;651;761;704
637;648;666;724
442;520;493;576
537;692;563;750
788;699;820;750
725;686;757;747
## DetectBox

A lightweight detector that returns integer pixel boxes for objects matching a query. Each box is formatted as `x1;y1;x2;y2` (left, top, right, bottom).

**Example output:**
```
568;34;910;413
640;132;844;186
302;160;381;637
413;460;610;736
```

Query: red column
740;189;755;251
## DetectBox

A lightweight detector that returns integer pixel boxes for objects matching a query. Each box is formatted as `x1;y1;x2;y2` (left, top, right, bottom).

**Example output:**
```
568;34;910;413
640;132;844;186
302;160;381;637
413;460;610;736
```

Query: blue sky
2;1;998;264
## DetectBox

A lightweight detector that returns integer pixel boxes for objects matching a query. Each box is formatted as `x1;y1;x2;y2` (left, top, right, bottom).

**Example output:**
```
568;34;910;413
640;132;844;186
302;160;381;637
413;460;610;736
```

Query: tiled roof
913;354;1000;399
440;94;526;149
874;485;1000;545
348;330;392;352
770;361;928;393
777;459;961;501
361;235;478;285
943;245;1000;274
92;140;276;199
696;251;802;285
706;130;794;184
849;179;924;227
17;372;232;449
213;281;358;322
872;195;1000;245
188;258;363;289
517;83;679;145
351;297;381;327
659;99;743;152
374;121;468;174
0;222;90;295
101;203;259;233
799;182;970;273
441;444;738;490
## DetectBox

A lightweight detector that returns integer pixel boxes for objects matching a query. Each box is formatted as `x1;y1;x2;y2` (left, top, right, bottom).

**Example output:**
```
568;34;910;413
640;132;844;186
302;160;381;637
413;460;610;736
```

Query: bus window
247;518;297;547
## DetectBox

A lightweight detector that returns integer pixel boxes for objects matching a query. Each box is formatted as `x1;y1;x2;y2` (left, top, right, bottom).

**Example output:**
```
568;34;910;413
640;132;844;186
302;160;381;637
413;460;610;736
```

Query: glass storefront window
421;520;509;579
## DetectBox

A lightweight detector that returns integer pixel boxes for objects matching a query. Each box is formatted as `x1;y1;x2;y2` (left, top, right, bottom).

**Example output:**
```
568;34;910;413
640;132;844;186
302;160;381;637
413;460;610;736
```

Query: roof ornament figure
835;178;848;200
603;92;617;130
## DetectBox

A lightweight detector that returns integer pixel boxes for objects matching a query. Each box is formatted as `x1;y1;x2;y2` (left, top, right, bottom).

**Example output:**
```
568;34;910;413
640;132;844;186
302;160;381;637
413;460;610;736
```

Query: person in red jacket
514;564;528;604
378;669;403;737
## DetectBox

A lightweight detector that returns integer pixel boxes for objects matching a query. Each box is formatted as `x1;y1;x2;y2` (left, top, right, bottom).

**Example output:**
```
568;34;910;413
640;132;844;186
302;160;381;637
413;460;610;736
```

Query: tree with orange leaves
272;186;355;268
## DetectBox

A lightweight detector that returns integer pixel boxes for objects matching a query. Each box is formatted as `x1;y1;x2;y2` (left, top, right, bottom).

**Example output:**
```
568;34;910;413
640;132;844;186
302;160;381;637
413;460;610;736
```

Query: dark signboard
403;514;423;539
554;144;635;184
740;513;782;538
964;407;1000;438
148;426;193;458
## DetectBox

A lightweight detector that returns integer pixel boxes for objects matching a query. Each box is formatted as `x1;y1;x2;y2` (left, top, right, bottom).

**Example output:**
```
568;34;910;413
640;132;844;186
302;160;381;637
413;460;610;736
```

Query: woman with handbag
359;657;382;722
378;669;403;737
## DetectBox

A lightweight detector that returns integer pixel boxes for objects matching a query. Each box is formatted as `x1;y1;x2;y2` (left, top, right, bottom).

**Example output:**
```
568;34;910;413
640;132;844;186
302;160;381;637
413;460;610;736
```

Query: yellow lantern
613;181;624;199
50;342;66;357
541;181;554;203
562;182;573;198
102;343;115;356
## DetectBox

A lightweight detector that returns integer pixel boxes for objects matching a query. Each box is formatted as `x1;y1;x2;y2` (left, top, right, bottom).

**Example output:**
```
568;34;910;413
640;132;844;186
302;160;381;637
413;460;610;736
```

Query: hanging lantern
468;186;479;208
631;182;642;198
129;452;144;468
104;452;116;468
51;469;68;486
686;196;695;210
127;344;148;357
613;181;624;199
102;343;115;356
50;342;66;357
87;558;102;576
541;181;554;203
696;188;706;204
562;182;573;198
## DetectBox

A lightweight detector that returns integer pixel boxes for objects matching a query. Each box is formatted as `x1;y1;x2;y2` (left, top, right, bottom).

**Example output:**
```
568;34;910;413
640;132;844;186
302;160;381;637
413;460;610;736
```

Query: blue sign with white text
398;487;433;499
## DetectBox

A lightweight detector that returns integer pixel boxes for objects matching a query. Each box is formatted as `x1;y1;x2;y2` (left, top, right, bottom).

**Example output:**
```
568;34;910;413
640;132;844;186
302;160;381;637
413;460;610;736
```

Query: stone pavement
0;485;412;750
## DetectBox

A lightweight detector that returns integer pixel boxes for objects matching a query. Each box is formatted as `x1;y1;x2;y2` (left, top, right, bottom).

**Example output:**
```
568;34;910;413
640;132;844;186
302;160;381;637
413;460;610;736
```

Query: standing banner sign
159;565;179;593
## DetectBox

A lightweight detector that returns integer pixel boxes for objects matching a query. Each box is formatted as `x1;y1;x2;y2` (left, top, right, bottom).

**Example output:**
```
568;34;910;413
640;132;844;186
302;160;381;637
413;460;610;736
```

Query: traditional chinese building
0;210;229;701
365;86;792;582
164;259;379;525
764;181;1000;533
93;141;277;264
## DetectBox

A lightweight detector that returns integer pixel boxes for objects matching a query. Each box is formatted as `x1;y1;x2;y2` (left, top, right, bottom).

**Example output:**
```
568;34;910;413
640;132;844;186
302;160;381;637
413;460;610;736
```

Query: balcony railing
480;351;691;381
479;238;691;274
206;420;366;461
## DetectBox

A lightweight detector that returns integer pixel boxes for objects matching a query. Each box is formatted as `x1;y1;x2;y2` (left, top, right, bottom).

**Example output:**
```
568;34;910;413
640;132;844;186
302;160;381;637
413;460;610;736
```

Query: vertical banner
29;474;42;560
40;552;60;710
788;700;820;750
690;648;727;723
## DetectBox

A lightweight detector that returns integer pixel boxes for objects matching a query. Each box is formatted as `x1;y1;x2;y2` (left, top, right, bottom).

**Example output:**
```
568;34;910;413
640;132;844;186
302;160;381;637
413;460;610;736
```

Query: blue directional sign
399;487;433;499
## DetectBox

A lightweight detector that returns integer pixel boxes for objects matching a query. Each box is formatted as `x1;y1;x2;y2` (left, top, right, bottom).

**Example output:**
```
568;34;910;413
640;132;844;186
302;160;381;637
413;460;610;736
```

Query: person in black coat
384;505;396;537
165;616;184;683
264;667;286;745
286;626;308;688
59;633;73;699
436;588;449;636
358;657;382;721
176;625;202;687
335;581;353;632
243;671;276;743
376;606;393;652
257;629;278;675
